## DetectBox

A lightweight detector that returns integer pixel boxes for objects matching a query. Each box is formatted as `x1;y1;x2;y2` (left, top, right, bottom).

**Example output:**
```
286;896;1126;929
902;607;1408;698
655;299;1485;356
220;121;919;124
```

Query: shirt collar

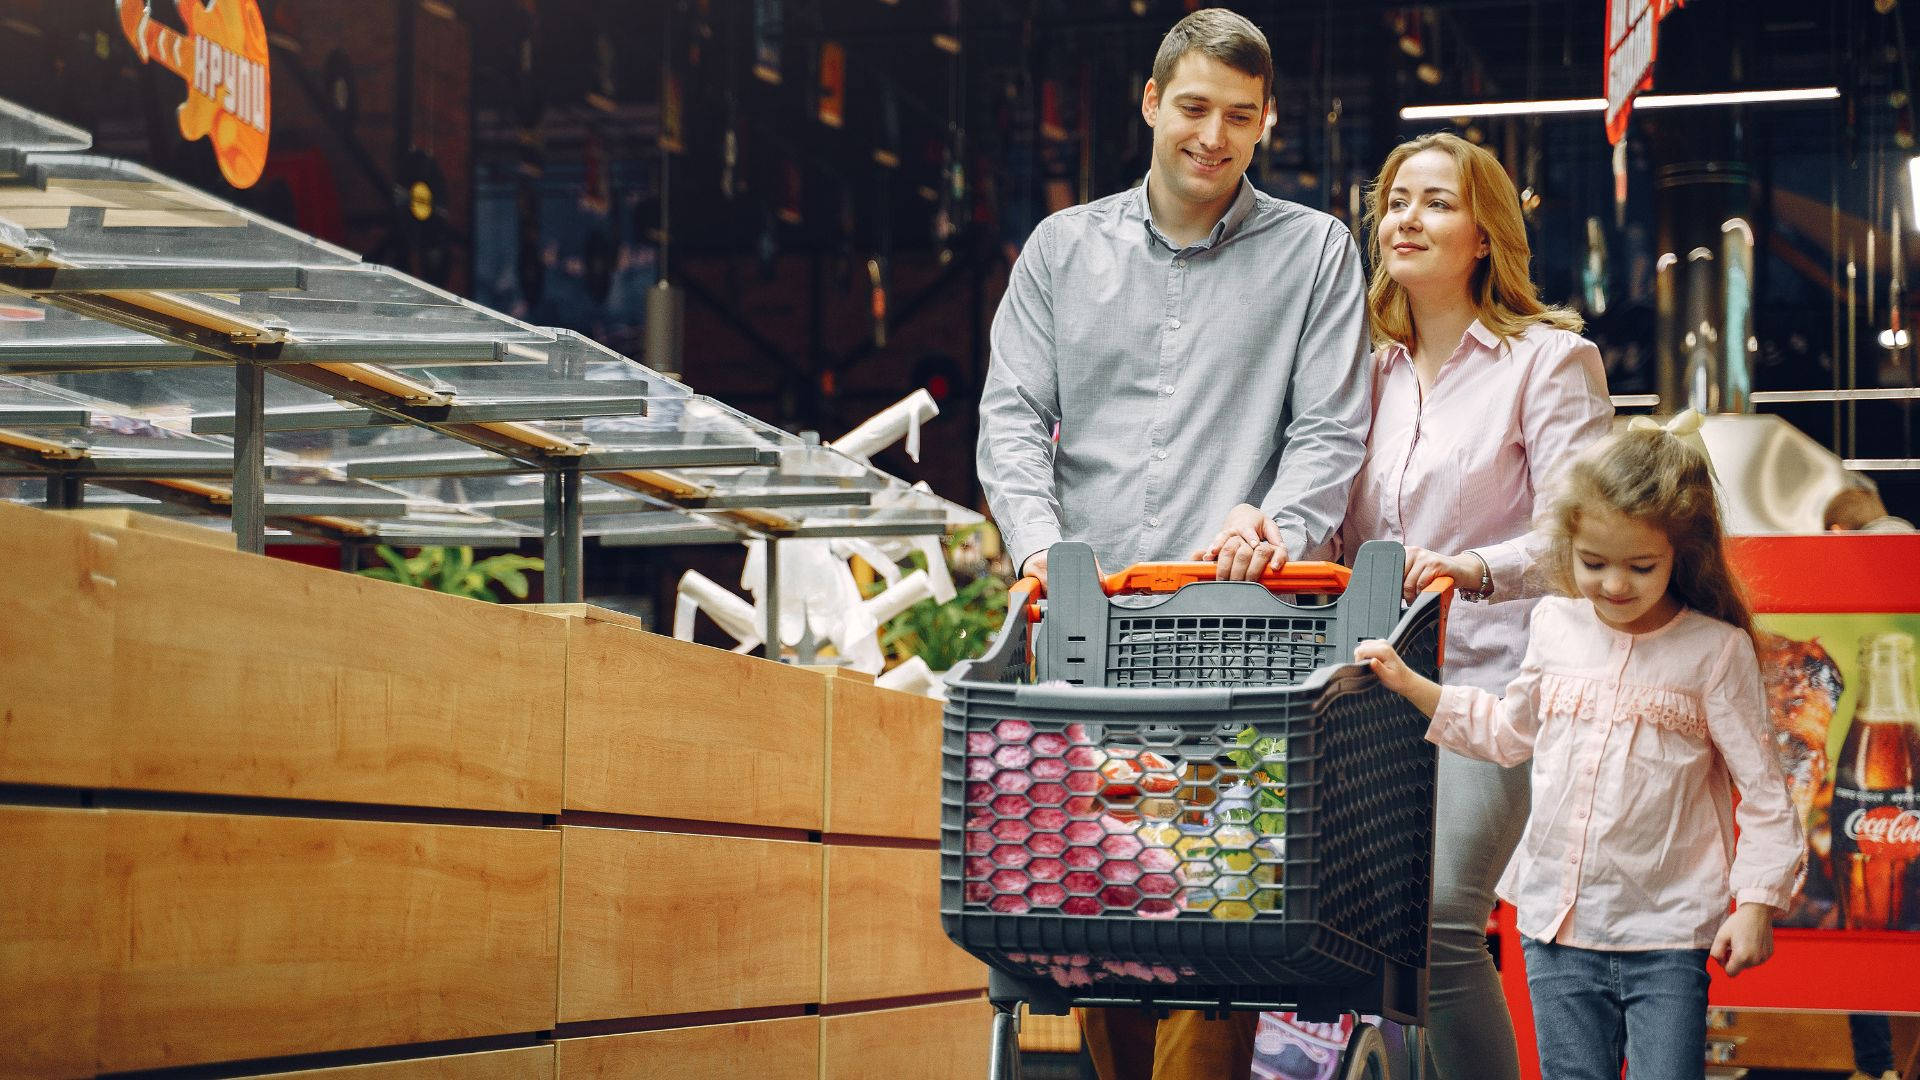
1383;318;1505;366
1135;174;1257;252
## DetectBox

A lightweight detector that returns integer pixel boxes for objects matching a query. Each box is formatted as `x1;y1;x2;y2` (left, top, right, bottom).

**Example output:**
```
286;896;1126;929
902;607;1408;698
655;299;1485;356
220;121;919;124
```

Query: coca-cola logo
1845;807;1920;856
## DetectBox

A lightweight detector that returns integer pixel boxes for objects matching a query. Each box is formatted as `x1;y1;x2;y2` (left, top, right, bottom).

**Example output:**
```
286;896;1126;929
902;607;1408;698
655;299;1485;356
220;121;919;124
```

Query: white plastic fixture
831;388;939;463
673;570;763;653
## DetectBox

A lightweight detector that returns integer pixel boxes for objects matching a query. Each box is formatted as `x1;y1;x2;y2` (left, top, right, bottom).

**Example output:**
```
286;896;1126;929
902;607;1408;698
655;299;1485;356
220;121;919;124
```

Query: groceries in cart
962;719;1287;922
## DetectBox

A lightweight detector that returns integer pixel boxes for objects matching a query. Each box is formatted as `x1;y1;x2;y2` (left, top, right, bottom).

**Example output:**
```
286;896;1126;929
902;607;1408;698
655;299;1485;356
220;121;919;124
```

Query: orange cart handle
1103;561;1352;596
1010;560;1352;604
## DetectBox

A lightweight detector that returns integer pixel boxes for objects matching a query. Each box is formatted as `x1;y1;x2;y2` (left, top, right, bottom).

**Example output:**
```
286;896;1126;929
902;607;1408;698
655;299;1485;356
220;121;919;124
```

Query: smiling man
978;8;1370;601
975;9;1371;1080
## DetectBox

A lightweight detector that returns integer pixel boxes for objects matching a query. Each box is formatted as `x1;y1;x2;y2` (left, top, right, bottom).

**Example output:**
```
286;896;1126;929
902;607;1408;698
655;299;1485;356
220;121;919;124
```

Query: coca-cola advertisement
1757;614;1920;932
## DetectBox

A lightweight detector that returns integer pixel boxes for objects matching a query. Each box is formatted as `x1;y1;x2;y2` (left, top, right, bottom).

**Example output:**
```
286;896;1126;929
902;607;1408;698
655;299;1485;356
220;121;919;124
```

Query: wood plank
53;507;237;549
820;999;990;1080
821;846;986;1004
0;502;115;788
559;827;821;1021
824;680;943;840
235;1046;555;1079
562;625;825;829
109;529;565;813
0;805;103;1079
528;603;646;633
1711;1010;1854;1070
553;1016;818;1079
98;810;559;1072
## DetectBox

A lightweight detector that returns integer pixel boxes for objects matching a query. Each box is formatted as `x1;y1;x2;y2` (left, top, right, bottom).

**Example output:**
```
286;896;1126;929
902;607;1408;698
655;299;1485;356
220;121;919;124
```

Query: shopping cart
940;539;1450;1080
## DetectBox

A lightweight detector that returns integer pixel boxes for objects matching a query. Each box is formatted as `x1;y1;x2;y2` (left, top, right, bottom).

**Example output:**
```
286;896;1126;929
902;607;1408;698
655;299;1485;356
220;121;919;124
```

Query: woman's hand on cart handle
1194;502;1289;581
1355;640;1443;718
1404;547;1483;603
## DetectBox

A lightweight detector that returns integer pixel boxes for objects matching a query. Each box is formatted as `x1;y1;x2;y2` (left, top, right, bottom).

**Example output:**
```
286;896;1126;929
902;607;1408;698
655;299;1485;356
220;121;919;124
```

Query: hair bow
1627;409;1716;481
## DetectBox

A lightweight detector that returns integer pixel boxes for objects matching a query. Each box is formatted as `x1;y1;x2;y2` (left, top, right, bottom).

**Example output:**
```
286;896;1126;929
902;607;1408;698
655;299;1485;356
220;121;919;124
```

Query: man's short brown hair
1151;8;1274;104
1824;485;1890;531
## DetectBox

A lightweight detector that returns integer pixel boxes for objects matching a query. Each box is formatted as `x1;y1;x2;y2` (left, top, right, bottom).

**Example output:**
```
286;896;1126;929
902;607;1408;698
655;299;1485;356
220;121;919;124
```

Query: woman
1205;132;1612;1079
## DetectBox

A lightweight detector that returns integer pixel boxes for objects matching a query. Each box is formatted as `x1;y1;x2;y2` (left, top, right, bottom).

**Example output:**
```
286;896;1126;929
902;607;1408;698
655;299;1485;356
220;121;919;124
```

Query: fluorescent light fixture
1400;86;1839;121
1909;155;1920;230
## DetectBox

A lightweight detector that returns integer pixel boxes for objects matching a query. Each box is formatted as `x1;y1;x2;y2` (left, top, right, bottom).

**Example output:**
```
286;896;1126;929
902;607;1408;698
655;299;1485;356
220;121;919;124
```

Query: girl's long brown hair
1363;132;1582;349
1543;425;1755;638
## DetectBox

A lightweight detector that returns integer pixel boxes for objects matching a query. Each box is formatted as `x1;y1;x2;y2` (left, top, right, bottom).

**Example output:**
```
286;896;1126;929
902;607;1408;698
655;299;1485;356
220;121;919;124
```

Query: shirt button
1161;385;1175;396
1148;517;1162;528
1174;259;1186;269
1168;318;1181;330
1584;764;1595;775
1154;450;1168;460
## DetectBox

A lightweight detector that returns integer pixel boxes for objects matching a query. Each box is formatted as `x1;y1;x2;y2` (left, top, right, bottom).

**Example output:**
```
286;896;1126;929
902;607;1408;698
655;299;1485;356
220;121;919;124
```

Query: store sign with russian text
118;0;272;189
1604;0;1682;145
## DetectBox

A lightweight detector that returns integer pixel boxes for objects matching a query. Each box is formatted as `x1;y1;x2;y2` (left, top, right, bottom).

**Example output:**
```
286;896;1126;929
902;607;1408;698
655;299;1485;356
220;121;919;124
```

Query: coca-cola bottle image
1830;631;1920;930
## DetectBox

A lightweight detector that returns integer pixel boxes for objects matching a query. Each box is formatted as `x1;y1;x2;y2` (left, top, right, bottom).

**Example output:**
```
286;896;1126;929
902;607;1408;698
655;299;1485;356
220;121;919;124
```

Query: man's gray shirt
977;176;1372;574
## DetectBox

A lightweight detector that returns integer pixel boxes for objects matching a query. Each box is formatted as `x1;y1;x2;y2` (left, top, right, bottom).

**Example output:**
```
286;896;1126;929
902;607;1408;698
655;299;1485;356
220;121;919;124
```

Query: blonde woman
1204;132;1613;1079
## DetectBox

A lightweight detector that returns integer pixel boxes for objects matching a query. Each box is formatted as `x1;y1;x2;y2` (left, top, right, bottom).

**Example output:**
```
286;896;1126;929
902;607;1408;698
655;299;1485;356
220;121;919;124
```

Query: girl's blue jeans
1521;938;1710;1080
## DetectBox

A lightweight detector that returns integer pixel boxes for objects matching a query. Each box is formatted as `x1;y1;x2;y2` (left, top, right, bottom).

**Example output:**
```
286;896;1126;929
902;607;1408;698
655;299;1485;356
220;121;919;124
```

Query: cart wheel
989;1003;1022;1080
1339;1022;1389;1080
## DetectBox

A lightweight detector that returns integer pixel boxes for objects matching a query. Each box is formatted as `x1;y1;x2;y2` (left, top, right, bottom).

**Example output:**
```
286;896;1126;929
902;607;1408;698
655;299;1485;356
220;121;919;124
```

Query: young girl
1355;412;1805;1080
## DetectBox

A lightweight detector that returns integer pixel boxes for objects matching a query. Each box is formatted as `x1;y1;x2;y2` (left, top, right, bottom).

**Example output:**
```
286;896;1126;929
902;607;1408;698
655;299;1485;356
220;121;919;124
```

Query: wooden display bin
820;998;991;1080
823;671;944;841
561;617;826;829
822;845;986;1004
0;502;567;813
231;1046;557;1079
0;804;559;1075
558;826;824;1021
0;503;992;1076
553;1016;819;1079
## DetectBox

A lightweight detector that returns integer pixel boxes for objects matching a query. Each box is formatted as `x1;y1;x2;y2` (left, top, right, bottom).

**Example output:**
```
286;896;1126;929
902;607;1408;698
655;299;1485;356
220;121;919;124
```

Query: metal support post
543;464;584;603
43;473;83;509
232;360;267;553
763;537;781;662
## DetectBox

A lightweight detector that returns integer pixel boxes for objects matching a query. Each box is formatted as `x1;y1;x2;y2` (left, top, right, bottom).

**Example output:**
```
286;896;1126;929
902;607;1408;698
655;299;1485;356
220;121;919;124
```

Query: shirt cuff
1470;540;1529;604
1733;886;1795;913
1277;527;1307;564
1425;685;1475;751
1009;521;1065;579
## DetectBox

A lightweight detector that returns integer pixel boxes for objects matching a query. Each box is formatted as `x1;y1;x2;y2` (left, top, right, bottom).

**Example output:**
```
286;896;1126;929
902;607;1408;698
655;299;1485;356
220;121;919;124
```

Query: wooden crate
558;826;823;1022
561;623;826;829
820;999;990;1080
97;810;559;1073
233;1046;556;1078
824;673;943;841
821;845;986;1004
553;1016;819;1079
107;527;566;813
0;805;103;1080
0;502;116;789
52;507;237;549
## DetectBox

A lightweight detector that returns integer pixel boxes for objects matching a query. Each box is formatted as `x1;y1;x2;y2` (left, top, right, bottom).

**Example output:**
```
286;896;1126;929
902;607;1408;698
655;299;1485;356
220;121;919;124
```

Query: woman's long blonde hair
1543;423;1755;639
1363;132;1582;349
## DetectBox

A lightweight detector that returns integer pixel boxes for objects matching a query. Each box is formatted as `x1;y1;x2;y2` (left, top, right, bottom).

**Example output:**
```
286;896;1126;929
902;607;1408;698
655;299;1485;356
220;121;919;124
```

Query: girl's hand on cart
1195;502;1289;580
1403;547;1481;603
1355;640;1443;718
1711;902;1778;976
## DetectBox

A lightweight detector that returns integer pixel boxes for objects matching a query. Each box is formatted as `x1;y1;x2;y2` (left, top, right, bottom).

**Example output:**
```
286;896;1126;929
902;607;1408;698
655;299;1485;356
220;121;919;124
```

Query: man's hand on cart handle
1019;549;1049;591
1195;502;1290;581
1355;640;1443;718
1711;902;1778;977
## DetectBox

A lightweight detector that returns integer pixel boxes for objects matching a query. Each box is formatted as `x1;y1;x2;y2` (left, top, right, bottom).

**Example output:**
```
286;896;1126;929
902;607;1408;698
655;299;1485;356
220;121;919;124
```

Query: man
975;9;1371;1079
1824;480;1916;534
